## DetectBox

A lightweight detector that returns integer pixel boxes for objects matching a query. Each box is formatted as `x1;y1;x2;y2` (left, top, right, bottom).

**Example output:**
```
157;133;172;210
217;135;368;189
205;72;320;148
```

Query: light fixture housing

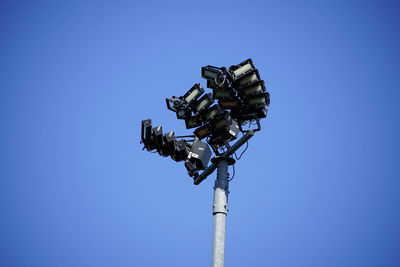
202;66;223;81
212;86;236;100
164;131;176;156
239;80;266;97
153;126;168;156
234;70;261;90
141;119;156;151
229;59;255;81
187;140;212;170
185;115;203;129
194;123;213;140
192;93;214;114
202;104;223;122
209;117;240;150
182;83;205;105
176;107;192;120
165;96;181;112
171;139;190;162
207;79;217;89
244;91;269;108
184;160;199;177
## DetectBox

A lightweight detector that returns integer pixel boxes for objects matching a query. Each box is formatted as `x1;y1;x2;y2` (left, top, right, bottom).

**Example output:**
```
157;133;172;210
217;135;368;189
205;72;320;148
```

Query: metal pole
212;159;229;267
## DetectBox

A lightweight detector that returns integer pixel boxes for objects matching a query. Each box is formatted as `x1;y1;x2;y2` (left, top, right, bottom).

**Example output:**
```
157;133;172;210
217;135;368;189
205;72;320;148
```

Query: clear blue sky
1;1;399;266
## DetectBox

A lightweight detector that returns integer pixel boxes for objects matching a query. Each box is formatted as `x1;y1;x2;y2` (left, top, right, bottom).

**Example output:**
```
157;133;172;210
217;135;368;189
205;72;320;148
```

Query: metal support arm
194;130;255;185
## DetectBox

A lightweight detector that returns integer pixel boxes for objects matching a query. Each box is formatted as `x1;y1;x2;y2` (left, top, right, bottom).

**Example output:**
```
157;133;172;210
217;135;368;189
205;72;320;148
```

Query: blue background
1;0;399;266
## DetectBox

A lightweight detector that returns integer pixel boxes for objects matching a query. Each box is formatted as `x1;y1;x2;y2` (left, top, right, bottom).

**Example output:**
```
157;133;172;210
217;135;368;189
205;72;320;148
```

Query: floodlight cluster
167;59;269;151
141;119;212;177
141;59;270;179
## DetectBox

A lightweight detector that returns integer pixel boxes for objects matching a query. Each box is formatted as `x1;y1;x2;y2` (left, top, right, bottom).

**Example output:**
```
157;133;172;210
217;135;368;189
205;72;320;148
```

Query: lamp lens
238;72;259;87
233;62;253;77
185;89;200;104
243;83;264;96
248;96;267;106
204;109;218;121
204;70;218;79
195;98;208;112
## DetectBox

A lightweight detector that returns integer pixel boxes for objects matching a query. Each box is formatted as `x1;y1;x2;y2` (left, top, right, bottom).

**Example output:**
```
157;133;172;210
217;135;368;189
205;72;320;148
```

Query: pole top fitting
211;156;236;166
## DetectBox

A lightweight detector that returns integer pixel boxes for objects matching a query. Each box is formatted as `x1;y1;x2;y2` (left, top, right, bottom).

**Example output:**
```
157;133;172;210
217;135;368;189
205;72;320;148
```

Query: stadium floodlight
165;96;192;120
194;123;213;139
202;66;224;81
176;107;192;120
184;160;199;177
165;96;180;112
208;117;240;152
185;115;203;129
192;93;214;114
187;140;212;170
234;69;261;90
244;91;269;107
215;116;239;138
164;131;176;155
229;58;255;81
171;139;190;162
239;80;266;97
182;83;205;105
212;86;235;100
141;119;156;151
141;119;152;146
202;104;223;122
153;126;168;156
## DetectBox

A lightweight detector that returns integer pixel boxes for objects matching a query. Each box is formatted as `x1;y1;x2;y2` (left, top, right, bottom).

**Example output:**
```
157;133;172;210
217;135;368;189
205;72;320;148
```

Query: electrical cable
228;164;235;181
234;141;249;160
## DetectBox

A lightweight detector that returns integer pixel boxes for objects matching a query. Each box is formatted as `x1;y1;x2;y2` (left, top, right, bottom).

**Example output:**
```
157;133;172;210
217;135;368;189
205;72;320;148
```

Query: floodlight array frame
151;58;269;179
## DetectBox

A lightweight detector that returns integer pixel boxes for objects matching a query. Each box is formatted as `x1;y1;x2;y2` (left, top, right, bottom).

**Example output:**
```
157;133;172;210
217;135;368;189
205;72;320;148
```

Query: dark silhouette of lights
141;59;270;181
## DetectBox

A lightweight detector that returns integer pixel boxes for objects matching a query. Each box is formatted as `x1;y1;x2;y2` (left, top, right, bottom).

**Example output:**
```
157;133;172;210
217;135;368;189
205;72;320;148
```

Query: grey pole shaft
212;160;229;267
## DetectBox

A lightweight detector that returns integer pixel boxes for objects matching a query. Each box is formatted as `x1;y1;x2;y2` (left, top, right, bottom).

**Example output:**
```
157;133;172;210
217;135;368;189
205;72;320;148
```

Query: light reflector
235;70;261;90
193;93;214;114
185;116;203;129
202;104;222;122
230;59;255;80
194;123;213;139
240;80;266;97
182;83;205;105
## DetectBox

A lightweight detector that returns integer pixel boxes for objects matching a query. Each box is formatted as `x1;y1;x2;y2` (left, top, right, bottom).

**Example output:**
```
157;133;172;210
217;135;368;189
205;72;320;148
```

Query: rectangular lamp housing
239;80;266;97
141;119;156;151
188;140;212;170
185;116;203;129
164;131;176;156
202;66;223;80
229;59;255;81
171;140;189;162
194;123;213;139
234;70;261;90
182;83;204;105
192;93;214;114
202;104;222;122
